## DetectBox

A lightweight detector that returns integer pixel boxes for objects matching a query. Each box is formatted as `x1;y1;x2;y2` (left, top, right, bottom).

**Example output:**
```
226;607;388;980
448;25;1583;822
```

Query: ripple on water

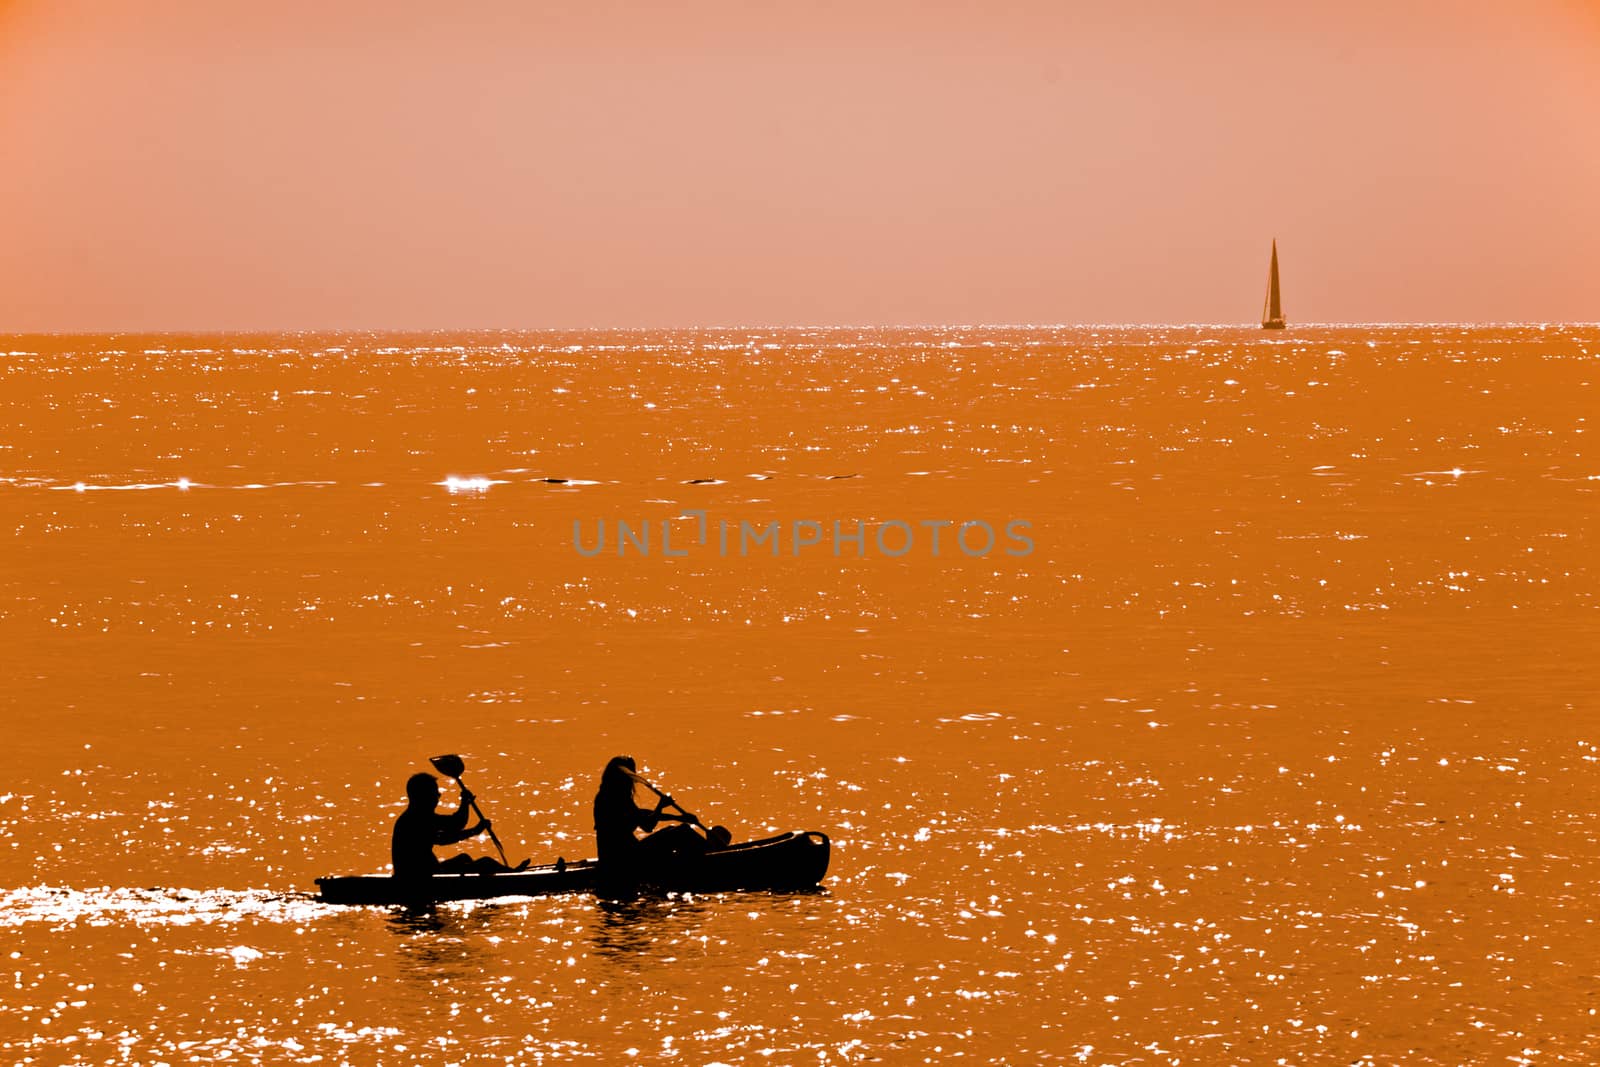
0;887;335;929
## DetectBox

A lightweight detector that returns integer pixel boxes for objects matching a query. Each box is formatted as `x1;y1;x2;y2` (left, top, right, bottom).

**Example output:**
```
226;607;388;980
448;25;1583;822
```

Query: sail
1261;239;1285;328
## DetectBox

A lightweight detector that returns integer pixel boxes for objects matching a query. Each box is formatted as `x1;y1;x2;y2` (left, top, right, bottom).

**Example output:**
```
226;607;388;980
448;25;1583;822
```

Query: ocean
1;325;1596;1063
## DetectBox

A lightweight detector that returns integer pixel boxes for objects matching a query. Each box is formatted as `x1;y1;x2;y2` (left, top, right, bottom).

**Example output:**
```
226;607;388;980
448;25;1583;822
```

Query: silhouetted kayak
315;831;830;906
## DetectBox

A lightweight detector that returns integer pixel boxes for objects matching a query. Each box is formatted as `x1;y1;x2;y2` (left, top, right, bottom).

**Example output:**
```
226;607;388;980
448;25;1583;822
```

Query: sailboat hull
1261;320;1286;330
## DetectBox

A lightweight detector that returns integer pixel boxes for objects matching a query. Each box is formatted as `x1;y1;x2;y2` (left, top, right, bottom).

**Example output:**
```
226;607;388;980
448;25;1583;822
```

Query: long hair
597;755;638;802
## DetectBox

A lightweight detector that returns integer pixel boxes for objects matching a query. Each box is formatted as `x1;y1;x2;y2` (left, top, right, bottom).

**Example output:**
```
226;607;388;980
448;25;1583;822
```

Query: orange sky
1;0;1597;329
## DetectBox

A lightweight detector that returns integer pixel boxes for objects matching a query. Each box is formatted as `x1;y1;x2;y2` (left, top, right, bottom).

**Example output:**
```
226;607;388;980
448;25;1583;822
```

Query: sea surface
0;325;1596;1065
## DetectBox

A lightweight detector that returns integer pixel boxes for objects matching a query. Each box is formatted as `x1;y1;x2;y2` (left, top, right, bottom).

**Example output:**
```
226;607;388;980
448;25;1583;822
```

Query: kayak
315;830;830;906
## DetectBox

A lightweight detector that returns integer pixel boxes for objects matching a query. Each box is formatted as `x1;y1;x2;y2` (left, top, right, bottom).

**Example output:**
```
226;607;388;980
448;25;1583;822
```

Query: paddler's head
406;772;440;810
600;755;637;794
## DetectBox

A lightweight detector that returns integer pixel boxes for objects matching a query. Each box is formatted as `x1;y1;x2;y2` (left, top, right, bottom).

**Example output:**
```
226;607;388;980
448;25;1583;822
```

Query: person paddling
592;756;710;876
391;771;528;878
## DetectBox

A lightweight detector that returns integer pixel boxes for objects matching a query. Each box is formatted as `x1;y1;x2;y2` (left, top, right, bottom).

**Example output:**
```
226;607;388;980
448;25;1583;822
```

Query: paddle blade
706;825;733;850
429;754;465;779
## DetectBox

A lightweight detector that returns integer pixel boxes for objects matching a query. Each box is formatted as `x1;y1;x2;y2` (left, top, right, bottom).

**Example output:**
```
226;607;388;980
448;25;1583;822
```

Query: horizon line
3;320;1599;337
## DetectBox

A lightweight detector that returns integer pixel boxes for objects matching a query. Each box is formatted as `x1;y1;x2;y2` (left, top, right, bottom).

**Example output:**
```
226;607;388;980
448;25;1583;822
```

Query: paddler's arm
638;795;691;830
652;795;694;823
432;790;477;841
433;815;490;844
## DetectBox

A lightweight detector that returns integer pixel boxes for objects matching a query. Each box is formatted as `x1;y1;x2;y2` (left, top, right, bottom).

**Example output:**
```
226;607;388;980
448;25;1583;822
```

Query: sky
1;0;1597;329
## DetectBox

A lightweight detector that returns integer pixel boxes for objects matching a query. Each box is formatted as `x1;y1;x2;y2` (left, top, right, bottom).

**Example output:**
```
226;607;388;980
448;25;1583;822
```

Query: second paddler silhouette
592;755;733;880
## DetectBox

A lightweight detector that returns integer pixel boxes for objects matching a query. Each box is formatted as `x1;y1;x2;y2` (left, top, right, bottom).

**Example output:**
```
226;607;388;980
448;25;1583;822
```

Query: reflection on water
590;894;710;968
387;904;450;937
384;904;502;985
0;326;1597;1063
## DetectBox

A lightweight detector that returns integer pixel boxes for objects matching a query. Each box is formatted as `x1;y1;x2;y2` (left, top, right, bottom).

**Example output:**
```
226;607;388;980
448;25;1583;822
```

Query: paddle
429;754;512;867
627;769;734;849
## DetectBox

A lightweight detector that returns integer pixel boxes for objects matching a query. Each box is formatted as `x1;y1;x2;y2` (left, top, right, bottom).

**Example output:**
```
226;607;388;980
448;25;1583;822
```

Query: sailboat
1261;239;1286;329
